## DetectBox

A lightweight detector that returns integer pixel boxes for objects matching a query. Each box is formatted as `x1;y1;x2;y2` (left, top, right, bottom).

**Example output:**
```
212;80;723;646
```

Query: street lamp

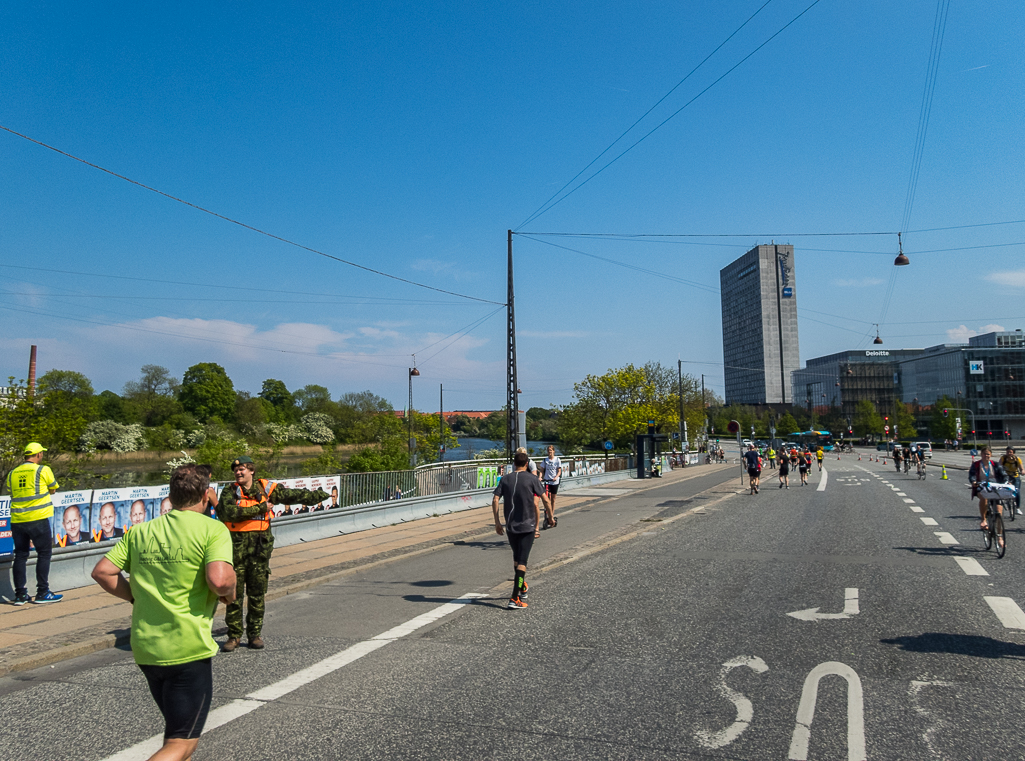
408;360;420;468
894;232;910;266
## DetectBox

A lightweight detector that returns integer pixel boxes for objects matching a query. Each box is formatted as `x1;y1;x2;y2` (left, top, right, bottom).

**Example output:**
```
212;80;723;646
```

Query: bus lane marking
693;656;769;750
817;465;828;492
788;661;866;761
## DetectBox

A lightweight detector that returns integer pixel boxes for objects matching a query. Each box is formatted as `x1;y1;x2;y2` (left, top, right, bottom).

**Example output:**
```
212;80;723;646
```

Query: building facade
720;244;800;404
793;330;1025;438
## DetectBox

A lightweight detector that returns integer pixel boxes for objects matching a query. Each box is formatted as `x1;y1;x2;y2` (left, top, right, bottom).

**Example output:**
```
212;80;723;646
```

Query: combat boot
222;637;242;652
248;636;265;649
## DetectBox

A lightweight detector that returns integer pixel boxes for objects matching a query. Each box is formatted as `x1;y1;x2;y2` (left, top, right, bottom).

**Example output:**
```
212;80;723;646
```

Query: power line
516;0;778;229
517;0;824;228
0;124;504;306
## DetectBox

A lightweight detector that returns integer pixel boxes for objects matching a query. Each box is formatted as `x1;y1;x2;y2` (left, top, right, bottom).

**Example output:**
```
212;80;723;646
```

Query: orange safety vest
225;479;278;532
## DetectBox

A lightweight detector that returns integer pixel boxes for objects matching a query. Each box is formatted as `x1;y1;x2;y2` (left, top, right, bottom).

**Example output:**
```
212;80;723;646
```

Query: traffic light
943;408;949;417
884;416;889;422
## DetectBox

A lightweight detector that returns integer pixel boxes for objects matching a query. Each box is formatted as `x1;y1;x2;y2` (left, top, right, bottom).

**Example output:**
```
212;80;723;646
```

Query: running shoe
519;583;529;600
507;596;528;609
12;592;31;606
33;591;63;604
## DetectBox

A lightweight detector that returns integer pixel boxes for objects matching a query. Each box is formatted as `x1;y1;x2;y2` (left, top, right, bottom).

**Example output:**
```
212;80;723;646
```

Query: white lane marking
788;661;867;761
788;588;859;621
903;498;916;504
909;680;956;758
817;465;828;492
694;656;769;749
910;506;925;513
920;517;939;526
100;593;485;761
896;492;908;496
984;597;1025;629
934;532;958;545
954;557;989;576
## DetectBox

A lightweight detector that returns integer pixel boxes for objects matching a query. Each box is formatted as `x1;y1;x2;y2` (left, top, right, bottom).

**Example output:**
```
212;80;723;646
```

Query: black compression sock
514;569;526;596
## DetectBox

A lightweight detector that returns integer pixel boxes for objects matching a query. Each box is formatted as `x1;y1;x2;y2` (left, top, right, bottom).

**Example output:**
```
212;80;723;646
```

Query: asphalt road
4;460;1025;760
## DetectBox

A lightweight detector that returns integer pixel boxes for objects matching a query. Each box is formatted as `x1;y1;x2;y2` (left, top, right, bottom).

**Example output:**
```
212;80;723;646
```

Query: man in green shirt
92;464;236;761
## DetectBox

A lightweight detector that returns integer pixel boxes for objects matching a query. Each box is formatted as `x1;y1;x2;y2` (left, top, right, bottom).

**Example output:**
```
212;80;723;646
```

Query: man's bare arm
206;561;237;605
91;558;134;603
492;495;504;535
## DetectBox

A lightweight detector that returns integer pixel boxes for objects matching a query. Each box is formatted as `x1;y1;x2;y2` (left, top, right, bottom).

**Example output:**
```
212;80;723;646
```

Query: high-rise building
720;244;800;405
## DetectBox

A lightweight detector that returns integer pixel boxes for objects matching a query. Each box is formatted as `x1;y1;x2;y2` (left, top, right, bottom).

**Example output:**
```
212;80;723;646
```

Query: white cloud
985;271;1025;288
946;323;1006;342
832;278;884;288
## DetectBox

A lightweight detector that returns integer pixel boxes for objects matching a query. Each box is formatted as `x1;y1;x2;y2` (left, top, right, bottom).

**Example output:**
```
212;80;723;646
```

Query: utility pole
701;374;707;446
439;383;444;462
677;359;687;453
506;230;519;462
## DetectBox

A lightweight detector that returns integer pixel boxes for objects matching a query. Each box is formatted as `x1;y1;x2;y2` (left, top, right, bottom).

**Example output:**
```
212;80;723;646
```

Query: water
439;438;559;462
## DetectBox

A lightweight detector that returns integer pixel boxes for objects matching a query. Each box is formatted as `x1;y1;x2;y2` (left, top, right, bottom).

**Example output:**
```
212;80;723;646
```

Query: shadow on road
408;579;454;587
881;632;1025;659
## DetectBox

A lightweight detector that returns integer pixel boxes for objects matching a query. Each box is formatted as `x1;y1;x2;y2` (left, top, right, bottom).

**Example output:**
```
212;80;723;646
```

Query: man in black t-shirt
743;444;762;495
492;452;552;609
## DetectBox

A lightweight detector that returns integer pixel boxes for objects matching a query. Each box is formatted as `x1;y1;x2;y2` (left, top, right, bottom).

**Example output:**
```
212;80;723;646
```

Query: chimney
28;345;37;398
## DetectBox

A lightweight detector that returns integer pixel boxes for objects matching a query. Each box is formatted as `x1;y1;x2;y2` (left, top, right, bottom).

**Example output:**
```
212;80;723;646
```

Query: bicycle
917;458;926;480
982;498;1007;558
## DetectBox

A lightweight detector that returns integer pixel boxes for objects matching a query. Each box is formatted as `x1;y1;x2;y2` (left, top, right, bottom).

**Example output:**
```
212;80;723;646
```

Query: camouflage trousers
225;530;274;639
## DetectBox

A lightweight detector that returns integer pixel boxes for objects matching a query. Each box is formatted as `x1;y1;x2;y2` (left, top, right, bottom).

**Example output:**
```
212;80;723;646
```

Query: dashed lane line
903;498;916;504
954;557;989;576
934;532;959;545
984;597;1025;629
920;518;938;526
910;506;925;513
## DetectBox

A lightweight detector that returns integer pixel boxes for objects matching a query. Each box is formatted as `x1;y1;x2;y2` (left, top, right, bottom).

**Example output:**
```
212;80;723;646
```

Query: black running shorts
544;482;559;495
747;467;761;478
139;658;213;740
507;530;536;566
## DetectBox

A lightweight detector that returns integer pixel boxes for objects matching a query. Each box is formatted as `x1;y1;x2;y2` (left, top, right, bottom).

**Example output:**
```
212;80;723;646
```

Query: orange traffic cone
883;459;887;465
858;454;862;460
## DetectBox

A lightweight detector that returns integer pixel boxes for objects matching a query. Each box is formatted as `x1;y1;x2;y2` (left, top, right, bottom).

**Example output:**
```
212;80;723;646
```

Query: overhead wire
517;0;825;228
0;124;504;306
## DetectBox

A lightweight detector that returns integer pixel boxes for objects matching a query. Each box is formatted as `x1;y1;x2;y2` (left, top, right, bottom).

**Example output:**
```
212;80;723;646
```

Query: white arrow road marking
910;679;956;758
788;588;859;621
817;465;828;492
934;532;958;545
788;661;866;761
693;656;769;749
984;596;1025;629
953;557;988;576
101;593;486;761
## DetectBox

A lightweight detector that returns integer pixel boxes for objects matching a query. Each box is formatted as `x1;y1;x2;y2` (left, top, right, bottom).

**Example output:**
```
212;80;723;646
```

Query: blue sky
1;1;1022;412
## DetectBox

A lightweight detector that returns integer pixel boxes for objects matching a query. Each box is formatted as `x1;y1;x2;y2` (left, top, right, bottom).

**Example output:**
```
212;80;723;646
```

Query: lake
439;438;560;462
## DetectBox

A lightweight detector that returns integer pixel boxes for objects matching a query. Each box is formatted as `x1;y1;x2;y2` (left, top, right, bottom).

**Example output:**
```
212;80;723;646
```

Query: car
876;442;896;452
742;439;753;447
913;442;933;458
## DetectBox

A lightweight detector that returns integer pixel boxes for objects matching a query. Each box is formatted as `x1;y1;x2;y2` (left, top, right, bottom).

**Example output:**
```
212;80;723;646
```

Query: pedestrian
767;445;777;470
217;455;328;651
91;464;236;761
744;444;761;495
515;446;538;475
492;451;551;609
5;442;63;605
196;464;218;517
539;445;562;528
778;450;790;489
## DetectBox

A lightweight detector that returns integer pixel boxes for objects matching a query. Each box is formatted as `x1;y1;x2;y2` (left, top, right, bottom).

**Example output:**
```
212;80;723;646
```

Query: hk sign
969;360;985;375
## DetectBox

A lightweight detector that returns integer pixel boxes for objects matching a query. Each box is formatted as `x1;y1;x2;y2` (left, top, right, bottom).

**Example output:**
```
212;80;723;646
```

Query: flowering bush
80;421;146;453
301;413;335;444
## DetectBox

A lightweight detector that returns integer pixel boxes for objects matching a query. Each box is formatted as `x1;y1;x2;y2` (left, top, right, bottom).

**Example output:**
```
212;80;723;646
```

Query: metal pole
506;230;519;462
774;246;786;404
701;374;706;447
439;383;444;462
408;370;414;468
678;359;685;452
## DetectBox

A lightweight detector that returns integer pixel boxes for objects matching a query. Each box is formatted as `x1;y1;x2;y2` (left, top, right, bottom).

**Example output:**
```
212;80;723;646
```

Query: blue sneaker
33;591;63;604
12;592;31;606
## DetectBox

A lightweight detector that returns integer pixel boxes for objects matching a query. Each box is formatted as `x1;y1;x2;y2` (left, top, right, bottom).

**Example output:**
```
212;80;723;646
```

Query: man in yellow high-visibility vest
5;442;63;605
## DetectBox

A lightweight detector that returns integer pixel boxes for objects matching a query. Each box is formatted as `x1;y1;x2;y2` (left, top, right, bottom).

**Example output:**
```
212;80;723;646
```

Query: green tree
409;410;458;464
179;363;236;423
852;399;883;438
558;364;669;449
259;379;297;423
892;400;917;441
931;395;958;440
35;369;97;451
96;390;131;423
294;384;332;414
346;438;408;472
335;391;394;443
776;412;800;436
123;364;182;426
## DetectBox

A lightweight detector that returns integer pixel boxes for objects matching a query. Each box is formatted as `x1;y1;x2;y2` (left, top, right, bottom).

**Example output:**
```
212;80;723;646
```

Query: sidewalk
0;463;728;676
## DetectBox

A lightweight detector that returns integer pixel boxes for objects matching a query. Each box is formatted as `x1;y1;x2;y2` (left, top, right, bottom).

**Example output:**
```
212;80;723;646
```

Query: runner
778;449;790;489
815;447;824;471
539;445;562;528
91;464;236;761
798;450;810;486
491;452;551;609
744;444;761;495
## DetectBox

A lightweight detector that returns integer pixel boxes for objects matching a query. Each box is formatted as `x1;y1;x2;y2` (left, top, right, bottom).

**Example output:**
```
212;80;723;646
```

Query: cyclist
1000;446;1023;516
969;445;1009;530
893;446;902;473
902;444;912;474
912;445;926;478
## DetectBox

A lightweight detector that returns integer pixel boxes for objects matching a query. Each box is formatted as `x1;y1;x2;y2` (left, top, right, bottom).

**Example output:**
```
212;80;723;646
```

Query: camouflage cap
231;455;254;468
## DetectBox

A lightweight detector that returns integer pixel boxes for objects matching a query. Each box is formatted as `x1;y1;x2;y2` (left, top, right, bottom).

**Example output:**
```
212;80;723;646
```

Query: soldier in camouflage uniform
217;455;328;651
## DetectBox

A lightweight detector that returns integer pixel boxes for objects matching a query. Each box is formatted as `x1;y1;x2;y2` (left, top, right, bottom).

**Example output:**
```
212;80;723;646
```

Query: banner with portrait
53;490;94;547
88;485;170;544
269;475;341;517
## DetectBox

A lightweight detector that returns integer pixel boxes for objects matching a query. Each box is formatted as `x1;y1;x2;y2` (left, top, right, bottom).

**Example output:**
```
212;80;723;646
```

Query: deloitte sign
865;350;890;357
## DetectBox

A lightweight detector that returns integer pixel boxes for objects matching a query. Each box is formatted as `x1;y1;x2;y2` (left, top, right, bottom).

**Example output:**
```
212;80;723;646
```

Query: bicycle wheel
983;518;994;550
1007;499;1016;522
994;513;1007;558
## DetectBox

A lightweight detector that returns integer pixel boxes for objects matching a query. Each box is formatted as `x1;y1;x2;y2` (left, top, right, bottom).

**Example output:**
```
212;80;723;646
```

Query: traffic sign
727;420;740;434
603;440;614;451
884;425;890;433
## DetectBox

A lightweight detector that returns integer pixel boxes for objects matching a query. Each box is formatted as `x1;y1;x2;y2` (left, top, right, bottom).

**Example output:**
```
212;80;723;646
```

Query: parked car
876;442;896;452
913;442;933;458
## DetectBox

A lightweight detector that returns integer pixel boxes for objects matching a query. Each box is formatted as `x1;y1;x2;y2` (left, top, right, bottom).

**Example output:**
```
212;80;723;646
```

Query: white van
913;442;933;459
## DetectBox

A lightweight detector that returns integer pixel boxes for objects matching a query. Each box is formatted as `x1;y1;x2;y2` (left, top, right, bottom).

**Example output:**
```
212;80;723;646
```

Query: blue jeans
1014;477;1022;510
12;517;53;597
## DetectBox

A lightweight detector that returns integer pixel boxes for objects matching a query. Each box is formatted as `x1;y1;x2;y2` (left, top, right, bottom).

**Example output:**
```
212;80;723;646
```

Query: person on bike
913;445;926;477
969;446;1009;529
902;444;912;473
1000;446;1023;516
893;446;902;473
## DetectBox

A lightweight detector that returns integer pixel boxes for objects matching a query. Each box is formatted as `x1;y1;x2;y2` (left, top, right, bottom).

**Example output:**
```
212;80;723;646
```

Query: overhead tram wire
515;0;778;230
0;124;504;307
516;0;825;229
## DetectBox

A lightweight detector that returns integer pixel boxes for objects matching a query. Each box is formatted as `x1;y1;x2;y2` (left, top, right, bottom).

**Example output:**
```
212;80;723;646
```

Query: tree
892;401;917;442
123;365;182;426
776;412;800;436
259;379;297;423
852;399;883;439
38;370;94;399
179;363;236;423
35;370;97;451
294;384;332;414
409;410;458;464
96;390;131;423
931;395;958;440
